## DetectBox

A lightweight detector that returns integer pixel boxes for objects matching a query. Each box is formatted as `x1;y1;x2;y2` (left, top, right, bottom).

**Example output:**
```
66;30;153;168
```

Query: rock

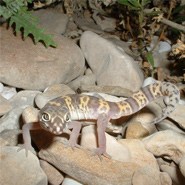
22;106;39;124
80;125;131;162
74;16;103;34
132;166;172;185
0;85;17;100
107;38;137;59
35;84;75;109
142;77;156;87
156;119;185;134
0;95;12;116
33;9;69;35
159;41;171;53
80;85;132;97
62;176;83;185
0;82;3;92
10;90;41;109
39;137;140;185
68;68;96;91
168;104;185;130
125;121;150;139
92;13;117;32
123;102;161;137
119;139;159;169
80;31;144;92
147;36;171;68
0;26;85;90
40;159;64;185
160;164;185;185
0;146;47;185
0;108;24;133
179;156;185;178
142;130;185;164
0;129;21;147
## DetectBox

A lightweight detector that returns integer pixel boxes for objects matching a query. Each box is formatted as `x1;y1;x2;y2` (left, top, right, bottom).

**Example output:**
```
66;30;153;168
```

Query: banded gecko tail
149;81;180;124
125;81;180;124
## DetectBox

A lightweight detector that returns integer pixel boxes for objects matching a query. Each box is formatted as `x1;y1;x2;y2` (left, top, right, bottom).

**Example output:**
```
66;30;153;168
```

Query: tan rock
62;176;83;185
125;121;149;139
160;164;185;185
80;31;144;92
40;159;64;185
168;104;185;130
39;138;140;185
0;95;12;116
179;156;185;178
0;146;47;185
132;166;172;185
80;125;131;162
0;27;85;90
142;130;185;163
119;139;159;170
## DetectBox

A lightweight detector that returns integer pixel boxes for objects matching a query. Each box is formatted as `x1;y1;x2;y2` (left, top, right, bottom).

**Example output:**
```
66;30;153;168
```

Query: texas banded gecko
21;81;180;157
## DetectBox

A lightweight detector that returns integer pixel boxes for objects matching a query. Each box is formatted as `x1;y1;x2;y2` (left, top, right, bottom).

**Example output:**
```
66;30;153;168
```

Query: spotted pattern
116;101;132;115
150;82;163;98
48;101;61;107
132;91;148;107
79;96;90;112
38;80;180;135
98;99;110;114
63;96;74;112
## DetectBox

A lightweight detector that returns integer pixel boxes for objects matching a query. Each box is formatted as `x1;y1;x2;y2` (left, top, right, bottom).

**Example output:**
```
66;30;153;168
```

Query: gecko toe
17;144;36;157
91;148;111;160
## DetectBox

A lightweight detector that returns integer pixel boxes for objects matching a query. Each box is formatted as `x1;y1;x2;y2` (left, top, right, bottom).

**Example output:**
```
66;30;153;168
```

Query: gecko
21;81;180;157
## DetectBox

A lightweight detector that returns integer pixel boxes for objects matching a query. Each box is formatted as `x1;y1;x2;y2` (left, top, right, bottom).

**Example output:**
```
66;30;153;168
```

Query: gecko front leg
18;122;41;156
66;121;82;148
95;113;111;159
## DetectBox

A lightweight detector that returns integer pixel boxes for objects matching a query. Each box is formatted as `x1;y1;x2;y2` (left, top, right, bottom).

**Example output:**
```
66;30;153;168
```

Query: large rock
0;27;85;90
39;138;140;185
32;9;69;35
0;146;47;185
80;31;144;92
142;130;185;164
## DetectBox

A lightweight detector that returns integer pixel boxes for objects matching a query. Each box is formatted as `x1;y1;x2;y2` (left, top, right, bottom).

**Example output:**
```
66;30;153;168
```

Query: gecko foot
61;139;82;150
17;144;36;157
92;148;111;160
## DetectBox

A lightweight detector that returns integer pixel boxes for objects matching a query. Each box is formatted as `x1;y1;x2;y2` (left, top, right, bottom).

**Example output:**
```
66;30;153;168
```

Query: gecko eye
64;113;70;122
41;112;51;122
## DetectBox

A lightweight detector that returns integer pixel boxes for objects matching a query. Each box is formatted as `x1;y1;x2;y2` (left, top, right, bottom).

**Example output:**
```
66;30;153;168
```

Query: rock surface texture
0;27;85;90
80;31;144;92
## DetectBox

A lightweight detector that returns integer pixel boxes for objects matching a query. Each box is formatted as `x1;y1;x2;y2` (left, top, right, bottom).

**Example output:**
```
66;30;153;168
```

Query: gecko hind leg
93;113;111;159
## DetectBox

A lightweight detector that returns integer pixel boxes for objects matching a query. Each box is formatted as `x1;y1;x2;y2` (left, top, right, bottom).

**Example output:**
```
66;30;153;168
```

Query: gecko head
38;104;71;135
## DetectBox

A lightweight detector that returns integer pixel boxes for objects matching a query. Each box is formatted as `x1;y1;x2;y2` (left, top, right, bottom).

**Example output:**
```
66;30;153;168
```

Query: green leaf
1;0;57;48
146;51;155;68
117;0;141;10
128;0;141;8
141;0;151;7
0;6;12;19
9;7;57;47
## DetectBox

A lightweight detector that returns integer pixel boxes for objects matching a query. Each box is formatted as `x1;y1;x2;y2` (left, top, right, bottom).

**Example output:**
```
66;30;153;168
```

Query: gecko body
21;81;180;157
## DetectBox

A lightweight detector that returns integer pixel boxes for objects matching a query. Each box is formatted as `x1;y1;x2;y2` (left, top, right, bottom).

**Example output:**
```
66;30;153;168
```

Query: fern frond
0;0;57;48
10;7;57;47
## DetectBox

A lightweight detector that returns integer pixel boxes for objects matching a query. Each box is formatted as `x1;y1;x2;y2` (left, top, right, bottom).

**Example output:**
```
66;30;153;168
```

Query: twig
160;17;185;33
